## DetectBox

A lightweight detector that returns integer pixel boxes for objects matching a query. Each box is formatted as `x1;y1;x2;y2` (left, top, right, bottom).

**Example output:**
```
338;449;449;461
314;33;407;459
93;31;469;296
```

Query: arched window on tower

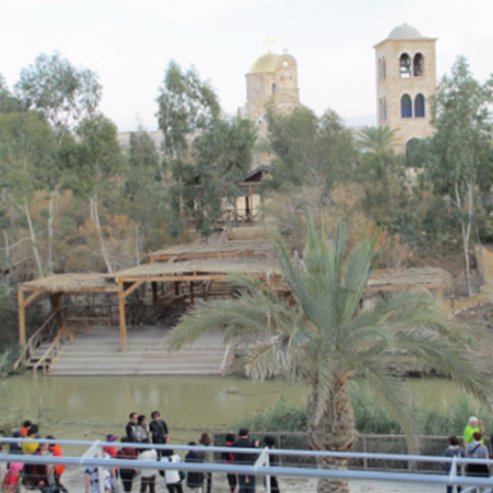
383;97;387;120
414;94;425;117
378;59;382;80
399;53;411;78
271;82;276;95
401;94;412;118
382;58;386;79
413;53;424;76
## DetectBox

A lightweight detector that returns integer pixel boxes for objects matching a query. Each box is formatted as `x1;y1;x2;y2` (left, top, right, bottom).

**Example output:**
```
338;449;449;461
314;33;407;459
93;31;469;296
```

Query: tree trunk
307;375;355;493
3;229;10;272
454;181;473;297
89;196;113;273
47;189;55;275
24;198;44;277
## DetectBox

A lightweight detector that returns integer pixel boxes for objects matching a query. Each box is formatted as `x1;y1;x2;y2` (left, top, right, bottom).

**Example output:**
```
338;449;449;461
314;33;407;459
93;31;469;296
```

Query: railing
12;307;65;372
220;341;236;376
1;438;493;493
31;333;62;376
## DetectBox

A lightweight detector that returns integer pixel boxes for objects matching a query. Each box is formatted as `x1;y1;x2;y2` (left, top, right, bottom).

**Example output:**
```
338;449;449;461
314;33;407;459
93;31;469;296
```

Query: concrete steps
47;325;228;376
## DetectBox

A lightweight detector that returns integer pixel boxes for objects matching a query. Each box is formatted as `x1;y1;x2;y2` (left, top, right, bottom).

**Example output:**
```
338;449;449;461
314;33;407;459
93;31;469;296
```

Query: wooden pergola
17;238;453;354
18;273;118;346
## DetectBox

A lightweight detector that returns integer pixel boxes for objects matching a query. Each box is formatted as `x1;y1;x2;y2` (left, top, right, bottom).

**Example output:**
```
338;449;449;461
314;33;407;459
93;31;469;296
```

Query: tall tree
0;111;56;276
124;129;165;262
15;52;102;273
424;57;493;295
75;114;123;272
157;61;220;230
168;216;487;493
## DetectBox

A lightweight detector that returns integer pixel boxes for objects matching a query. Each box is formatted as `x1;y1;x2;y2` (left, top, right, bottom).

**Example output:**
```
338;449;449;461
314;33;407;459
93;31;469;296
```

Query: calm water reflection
0;375;464;441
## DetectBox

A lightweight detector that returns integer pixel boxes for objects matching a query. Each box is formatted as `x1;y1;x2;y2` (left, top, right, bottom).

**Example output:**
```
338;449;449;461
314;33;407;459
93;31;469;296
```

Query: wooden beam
117;281;127;353
190;282;194;305
122;280;145;298
23;289;45;307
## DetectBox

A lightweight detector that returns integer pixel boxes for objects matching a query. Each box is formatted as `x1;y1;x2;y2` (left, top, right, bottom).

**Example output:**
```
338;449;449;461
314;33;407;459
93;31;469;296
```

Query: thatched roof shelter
147;240;275;263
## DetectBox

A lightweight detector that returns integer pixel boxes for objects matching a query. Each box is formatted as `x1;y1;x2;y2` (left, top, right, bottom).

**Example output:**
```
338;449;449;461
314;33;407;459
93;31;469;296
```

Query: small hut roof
115;258;281;281
368;267;452;291
20;273;118;293
147;240;275;262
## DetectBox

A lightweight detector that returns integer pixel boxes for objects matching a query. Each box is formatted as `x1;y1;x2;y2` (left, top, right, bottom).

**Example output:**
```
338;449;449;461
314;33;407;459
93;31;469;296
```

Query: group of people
443;416;493;492
1;420;67;493
118;411;279;493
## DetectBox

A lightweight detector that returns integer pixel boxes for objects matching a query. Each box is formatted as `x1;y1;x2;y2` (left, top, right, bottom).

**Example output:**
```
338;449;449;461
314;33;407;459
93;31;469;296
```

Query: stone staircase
38;325;228;376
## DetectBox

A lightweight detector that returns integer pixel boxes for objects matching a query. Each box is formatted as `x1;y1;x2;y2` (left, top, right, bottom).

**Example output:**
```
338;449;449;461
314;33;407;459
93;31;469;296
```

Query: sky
1;0;492;131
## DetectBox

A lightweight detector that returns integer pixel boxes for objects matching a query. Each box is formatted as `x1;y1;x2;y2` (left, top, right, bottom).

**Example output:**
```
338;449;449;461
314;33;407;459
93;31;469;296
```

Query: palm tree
168;218;487;493
358;125;398;156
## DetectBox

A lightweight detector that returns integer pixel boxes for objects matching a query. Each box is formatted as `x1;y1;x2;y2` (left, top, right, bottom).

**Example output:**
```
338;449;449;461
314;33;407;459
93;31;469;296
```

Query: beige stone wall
375;38;436;152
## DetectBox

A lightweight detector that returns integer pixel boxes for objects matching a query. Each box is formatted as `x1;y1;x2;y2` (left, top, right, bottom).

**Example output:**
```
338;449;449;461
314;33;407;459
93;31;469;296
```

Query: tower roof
387;23;422;40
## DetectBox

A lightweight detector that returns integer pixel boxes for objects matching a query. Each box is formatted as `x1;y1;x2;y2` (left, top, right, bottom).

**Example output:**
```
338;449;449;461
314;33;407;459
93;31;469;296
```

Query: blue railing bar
0;453;491;488
1;437;491;466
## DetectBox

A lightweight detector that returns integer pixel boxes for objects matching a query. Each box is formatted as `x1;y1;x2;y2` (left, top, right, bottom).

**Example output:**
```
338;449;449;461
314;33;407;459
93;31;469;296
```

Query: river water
0;375;464;443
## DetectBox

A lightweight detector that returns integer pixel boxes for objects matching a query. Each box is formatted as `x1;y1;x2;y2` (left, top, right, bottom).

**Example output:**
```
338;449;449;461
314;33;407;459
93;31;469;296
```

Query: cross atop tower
264;35;276;53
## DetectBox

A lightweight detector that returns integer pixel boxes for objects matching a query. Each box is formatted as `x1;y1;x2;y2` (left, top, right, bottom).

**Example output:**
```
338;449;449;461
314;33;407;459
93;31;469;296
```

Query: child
443;435;464;493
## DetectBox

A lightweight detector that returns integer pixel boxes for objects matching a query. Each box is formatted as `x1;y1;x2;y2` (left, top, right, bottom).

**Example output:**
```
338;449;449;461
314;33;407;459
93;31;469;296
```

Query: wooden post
51;292;64;333
117;280;127;352
190;282;194;305
174;282;180;296
18;288;26;346
152;282;158;306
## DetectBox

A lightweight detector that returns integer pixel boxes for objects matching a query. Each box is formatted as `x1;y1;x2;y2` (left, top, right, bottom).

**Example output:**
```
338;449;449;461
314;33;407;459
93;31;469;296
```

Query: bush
234;383;493;437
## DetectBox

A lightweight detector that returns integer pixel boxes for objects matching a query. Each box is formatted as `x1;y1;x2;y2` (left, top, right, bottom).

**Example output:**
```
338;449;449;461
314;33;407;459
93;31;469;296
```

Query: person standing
126;412;138;442
233;428;258;493
443;435;464;493
199;433;213;493
185;442;204;493
47;435;68;493
134;416;150;444
222;433;237;493
463;416;483;448
264;436;280;493
137;445;158;493
161;449;184;493
117;437;137;493
465;431;489;478
149;411;168;457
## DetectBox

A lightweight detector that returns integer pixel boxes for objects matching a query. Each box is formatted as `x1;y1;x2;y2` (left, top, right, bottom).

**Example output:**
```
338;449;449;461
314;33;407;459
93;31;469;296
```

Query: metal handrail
0;438;493;490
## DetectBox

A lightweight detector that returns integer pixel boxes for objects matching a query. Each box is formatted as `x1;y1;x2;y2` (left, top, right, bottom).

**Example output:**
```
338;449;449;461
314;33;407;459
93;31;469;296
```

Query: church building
374;24;437;152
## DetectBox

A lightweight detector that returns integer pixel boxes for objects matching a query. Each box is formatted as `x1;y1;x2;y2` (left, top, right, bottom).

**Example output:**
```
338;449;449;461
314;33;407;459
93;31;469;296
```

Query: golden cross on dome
264;35;276;53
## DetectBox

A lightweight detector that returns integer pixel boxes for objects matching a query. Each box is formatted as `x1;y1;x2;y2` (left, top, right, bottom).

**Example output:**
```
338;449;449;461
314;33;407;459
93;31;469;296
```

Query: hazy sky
1;0;492;131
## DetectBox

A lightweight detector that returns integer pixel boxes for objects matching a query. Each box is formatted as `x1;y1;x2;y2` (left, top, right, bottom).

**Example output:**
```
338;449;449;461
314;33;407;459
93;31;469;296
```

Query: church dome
247;53;281;74
387;23;422;40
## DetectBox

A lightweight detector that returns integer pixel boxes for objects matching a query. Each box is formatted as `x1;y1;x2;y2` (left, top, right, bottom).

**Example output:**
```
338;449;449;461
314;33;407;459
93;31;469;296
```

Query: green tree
124;129;166;261
267;107;357;193
191;116;255;236
14;53;102;274
168;217;486;493
157;61;255;237
424;57;493;295
157;61;220;231
0;111;56;276
0;76;23;113
74;114;123;272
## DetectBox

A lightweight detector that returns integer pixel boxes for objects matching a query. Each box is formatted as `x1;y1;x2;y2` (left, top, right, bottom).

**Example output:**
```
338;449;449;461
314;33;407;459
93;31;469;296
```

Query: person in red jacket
47;435;68;493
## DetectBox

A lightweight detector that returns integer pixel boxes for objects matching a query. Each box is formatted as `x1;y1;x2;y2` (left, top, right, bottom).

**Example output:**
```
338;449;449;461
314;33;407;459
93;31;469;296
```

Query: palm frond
245;337;294;380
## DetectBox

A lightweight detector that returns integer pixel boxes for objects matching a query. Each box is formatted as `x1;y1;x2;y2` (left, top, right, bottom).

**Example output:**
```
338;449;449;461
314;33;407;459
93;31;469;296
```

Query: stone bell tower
374;23;437;152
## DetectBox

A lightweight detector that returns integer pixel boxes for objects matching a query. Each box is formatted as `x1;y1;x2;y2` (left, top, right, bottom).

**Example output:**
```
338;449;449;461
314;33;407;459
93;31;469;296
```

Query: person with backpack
222;433;236;493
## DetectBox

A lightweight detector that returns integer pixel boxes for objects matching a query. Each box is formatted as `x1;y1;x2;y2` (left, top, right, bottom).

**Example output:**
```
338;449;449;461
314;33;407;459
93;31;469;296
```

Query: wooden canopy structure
18;238;453;353
18;273;118;346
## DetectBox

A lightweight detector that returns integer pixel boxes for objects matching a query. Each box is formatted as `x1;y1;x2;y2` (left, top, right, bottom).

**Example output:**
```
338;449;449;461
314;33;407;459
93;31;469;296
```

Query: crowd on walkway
4;414;493;493
0;412;280;493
